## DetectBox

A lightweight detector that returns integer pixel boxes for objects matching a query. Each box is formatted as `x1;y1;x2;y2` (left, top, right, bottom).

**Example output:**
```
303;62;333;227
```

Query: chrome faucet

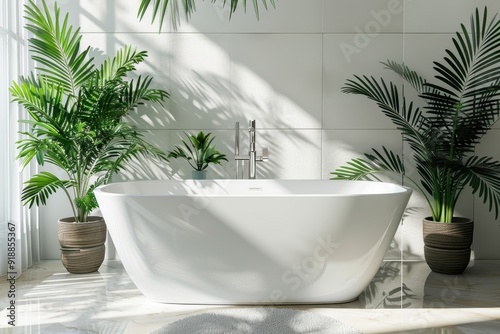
235;120;268;179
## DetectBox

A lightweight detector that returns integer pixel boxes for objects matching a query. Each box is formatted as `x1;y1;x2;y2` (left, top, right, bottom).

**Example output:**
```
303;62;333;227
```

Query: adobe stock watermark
268;233;340;303
243;233;340;305
340;0;406;64
6;222;17;327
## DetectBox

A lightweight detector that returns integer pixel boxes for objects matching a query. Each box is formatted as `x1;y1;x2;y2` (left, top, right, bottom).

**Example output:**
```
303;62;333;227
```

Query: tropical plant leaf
461;156;500;218
366;147;405;176
21;171;74;208
97;45;147;84
137;0;276;30
382;60;430;95
421;7;500;156
330;158;384;181
342;75;433;162
24;0;94;97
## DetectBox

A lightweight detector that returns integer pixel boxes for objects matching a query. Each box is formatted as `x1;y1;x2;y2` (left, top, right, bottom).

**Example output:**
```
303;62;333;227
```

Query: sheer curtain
1;0;39;278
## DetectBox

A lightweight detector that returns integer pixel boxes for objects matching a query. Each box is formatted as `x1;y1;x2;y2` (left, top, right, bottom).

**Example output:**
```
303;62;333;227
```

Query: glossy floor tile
1;260;499;333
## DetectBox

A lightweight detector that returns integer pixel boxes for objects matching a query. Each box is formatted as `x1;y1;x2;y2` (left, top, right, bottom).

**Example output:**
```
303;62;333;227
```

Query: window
1;0;33;277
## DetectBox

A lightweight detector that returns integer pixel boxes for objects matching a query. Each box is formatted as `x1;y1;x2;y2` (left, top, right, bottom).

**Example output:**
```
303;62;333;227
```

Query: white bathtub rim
94;179;412;198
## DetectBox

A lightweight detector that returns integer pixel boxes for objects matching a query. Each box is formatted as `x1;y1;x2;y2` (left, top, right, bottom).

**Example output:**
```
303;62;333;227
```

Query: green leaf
137;0;276;30
24;0;95;97
21;172;74;208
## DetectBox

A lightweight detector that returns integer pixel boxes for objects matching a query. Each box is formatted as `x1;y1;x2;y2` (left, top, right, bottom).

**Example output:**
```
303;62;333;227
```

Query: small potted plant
11;0;169;273
331;8;500;274
168;131;228;179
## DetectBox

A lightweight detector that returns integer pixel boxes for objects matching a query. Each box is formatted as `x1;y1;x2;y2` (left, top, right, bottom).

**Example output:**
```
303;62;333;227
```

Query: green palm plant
138;0;276;30
168;131;227;171
331;7;500;223
10;0;169;223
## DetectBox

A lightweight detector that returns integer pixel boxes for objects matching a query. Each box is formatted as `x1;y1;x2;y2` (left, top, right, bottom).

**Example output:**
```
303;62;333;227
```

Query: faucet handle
259;147;269;162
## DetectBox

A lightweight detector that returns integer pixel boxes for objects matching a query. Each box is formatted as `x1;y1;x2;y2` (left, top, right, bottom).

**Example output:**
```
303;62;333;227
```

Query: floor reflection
0;260;499;333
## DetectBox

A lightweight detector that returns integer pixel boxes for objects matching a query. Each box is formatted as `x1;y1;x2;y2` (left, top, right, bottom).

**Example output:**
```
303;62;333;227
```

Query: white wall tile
403;34;455;83
324;0;404;33
42;0;166;33
323;34;404;130
323;129;403;181
80;32;170;80
230;34;323;129
168;34;232;130
254;129;321;179
404;0;475;33
476;1;500;16
176;0;323;33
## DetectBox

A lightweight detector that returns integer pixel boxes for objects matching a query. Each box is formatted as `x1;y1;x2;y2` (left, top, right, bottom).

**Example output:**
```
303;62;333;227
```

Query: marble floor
1;260;500;333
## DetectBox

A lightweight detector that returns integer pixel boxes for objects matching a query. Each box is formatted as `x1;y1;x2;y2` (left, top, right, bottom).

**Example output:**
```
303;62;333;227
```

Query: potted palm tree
331;8;500;275
168;131;227;179
10;0;169;273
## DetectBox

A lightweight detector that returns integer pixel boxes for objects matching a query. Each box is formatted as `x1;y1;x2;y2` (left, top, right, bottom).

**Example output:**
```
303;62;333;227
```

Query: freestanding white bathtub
94;179;411;304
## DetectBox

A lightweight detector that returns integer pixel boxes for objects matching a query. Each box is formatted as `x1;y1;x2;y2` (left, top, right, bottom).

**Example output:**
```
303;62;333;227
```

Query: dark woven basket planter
424;245;471;275
58;216;107;274
423;217;473;275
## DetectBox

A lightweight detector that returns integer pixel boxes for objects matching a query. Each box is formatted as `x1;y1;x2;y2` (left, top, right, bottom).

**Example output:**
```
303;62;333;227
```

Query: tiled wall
39;0;500;260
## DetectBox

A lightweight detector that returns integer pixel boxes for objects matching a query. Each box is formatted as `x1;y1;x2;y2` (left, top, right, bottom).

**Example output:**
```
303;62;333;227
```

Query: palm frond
421;7;500;153
382;60;429;95
366;147;405;176
97;45;147;84
331;146;406;182
21;171;74;208
330;158;384;181
137;0;276;30
24;0;94;96
342;75;433;162
461;156;500;218
124;76;170;109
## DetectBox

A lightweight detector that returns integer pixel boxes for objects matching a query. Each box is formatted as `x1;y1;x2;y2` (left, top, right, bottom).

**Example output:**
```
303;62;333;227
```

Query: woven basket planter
58;216;107;274
423;217;473;275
